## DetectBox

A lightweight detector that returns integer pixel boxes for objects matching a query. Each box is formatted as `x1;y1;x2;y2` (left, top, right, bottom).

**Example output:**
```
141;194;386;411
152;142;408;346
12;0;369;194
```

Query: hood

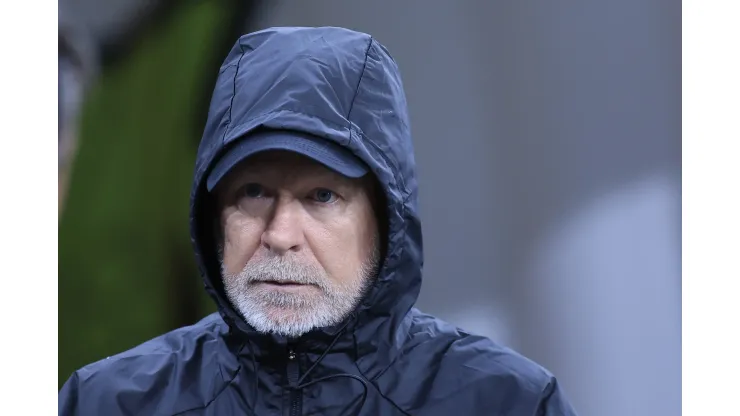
189;26;423;346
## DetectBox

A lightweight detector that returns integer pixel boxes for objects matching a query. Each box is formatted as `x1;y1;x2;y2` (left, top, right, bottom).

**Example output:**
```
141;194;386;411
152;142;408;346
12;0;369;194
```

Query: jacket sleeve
59;372;80;416
536;377;578;416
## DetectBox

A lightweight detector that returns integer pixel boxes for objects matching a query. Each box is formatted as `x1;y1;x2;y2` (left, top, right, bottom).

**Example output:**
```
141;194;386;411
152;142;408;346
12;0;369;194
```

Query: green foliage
58;1;226;387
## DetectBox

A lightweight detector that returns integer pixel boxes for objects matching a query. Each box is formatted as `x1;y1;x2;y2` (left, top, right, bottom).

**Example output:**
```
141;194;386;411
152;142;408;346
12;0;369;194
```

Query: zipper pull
288;349;296;360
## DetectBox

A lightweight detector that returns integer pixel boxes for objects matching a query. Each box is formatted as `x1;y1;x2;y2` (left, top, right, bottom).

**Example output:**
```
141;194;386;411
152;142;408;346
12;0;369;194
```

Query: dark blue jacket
59;27;577;416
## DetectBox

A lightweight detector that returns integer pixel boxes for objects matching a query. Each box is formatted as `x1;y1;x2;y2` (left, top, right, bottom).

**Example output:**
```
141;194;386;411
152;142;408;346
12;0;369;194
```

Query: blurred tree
58;0;239;387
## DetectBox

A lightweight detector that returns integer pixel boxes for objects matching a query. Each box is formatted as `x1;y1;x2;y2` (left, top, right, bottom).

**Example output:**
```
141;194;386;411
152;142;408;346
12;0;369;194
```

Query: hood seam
221;44;248;147
346;36;374;122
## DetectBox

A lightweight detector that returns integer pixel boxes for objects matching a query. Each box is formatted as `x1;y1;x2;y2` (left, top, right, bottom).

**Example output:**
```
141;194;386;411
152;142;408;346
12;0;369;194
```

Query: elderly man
59;26;577;415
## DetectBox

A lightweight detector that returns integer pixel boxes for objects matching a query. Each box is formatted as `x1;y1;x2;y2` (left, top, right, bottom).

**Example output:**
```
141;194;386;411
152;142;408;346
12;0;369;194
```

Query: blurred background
58;1;681;415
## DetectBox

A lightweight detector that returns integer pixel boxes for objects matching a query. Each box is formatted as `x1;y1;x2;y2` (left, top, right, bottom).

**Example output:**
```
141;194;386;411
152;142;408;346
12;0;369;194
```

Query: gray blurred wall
247;1;681;415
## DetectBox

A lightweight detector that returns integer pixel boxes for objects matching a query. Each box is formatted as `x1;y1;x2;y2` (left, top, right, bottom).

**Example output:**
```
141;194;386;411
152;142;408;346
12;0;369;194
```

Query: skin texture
215;150;380;337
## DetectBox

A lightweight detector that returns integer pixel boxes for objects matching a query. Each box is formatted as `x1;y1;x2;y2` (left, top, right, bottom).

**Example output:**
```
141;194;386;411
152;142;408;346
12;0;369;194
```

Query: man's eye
240;183;265;198
311;188;337;204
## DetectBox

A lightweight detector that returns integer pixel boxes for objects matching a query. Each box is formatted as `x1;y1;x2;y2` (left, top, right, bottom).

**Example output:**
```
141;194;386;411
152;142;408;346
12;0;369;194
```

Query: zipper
287;347;301;416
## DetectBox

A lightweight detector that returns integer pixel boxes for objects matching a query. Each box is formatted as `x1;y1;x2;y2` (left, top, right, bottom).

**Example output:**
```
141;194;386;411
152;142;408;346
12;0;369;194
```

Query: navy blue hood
190;26;422;342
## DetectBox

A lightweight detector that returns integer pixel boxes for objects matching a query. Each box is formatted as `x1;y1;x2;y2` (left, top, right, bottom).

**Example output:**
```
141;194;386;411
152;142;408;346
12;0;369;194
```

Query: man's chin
237;302;341;337
247;312;319;338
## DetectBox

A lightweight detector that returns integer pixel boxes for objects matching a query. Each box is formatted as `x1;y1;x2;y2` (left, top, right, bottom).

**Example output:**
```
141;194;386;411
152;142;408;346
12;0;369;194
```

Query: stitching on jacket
346;36;374;122
221;43;247;146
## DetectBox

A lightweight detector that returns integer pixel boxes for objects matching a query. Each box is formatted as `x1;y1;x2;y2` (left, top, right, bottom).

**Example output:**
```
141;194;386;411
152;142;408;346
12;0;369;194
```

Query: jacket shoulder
380;309;576;415
59;313;237;416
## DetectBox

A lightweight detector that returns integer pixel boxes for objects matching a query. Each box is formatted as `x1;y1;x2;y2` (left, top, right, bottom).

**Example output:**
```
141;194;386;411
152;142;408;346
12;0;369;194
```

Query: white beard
221;242;380;338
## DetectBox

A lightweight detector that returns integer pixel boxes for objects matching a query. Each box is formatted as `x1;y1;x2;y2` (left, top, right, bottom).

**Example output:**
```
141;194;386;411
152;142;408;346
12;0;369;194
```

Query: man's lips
254;280;313;287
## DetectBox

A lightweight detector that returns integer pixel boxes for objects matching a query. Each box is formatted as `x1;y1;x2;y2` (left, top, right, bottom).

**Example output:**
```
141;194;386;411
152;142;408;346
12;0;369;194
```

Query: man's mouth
249;279;321;292
256;280;311;287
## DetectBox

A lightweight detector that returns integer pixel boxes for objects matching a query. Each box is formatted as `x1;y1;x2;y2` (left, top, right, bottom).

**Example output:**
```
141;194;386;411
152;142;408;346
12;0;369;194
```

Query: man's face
215;151;380;338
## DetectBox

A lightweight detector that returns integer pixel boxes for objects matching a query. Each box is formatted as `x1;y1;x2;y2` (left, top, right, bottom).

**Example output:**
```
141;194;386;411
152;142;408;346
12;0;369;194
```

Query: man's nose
261;198;304;255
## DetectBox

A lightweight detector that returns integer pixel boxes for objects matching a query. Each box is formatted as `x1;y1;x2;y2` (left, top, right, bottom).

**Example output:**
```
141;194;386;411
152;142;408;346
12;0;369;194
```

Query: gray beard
219;241;380;338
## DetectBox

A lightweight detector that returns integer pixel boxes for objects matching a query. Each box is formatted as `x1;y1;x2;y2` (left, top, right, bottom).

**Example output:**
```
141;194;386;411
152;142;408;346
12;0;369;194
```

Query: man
59;26;577;415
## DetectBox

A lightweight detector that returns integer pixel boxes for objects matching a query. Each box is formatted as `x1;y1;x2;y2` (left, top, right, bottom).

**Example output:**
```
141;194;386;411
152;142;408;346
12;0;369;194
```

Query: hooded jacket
59;27;577;416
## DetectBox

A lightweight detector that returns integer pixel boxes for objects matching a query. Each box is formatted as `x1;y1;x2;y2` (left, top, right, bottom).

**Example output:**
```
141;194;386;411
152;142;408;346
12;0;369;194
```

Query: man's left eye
311;188;337;203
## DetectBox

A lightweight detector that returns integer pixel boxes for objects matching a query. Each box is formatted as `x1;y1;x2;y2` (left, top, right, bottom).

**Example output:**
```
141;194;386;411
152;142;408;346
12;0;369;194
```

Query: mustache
234;256;330;288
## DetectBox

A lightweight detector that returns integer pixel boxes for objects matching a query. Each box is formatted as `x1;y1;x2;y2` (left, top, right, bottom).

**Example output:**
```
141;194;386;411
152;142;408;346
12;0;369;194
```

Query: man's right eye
240;183;265;198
